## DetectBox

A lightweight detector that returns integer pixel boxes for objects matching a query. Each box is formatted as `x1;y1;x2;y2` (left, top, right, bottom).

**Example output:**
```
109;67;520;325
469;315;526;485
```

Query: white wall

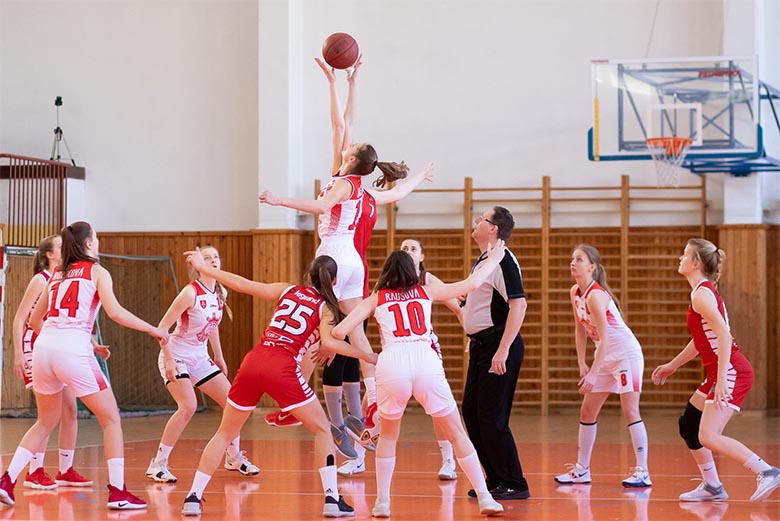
0;0;258;232
6;0;773;233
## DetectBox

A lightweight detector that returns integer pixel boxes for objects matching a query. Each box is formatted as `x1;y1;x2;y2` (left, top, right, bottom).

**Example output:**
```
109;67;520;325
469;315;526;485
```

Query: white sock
59;449;74;473
29;452;45;473
375;457;396;502
354;443;366;466
225;437;241;458
744;453;772;474
155;443;173;464
628;420;648;469
456;451;489;497
189;470;212;499
8;447;34;482
698;461;721;486
577;422;597;468
364;377;377;405
107;458;124;489
438;440;453;462
318;464;339;501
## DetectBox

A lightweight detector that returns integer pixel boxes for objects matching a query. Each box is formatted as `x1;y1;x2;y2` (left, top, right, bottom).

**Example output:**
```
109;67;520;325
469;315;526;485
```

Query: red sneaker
107;484;147;510
0;471;16;506
55;467;93;487
360;402;381;449
23;468;58;490
264;410;302;427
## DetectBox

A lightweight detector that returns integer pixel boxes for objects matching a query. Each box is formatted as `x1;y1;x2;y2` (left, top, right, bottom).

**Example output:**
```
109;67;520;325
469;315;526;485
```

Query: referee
462;206;530;500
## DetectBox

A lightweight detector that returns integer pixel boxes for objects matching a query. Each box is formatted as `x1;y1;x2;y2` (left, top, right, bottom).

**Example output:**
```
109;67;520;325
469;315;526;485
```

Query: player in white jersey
145;245;258;483
554;244;651;488
260;55;434;456
330;243;508;518
0;221;169;511
11;234;96;490
399;238;464;480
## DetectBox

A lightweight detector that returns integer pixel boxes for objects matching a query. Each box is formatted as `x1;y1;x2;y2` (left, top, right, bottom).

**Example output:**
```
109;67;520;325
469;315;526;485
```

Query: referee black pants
462;330;528;492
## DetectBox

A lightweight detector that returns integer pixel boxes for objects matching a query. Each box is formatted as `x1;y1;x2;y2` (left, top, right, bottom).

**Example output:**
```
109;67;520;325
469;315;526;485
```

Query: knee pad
678;402;703;450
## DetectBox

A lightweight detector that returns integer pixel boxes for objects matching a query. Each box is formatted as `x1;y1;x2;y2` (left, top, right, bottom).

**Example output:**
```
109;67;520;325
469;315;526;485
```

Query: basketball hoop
645;136;692;187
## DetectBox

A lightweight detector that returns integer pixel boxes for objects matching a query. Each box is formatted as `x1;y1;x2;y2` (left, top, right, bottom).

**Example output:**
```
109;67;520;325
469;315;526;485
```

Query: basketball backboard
588;56;761;162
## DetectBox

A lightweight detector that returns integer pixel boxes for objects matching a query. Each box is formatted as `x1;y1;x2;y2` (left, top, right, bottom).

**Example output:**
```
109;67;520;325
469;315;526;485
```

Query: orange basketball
322;32;359;70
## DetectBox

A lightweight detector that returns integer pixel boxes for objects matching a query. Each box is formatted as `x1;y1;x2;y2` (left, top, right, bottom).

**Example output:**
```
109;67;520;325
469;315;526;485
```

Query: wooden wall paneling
715;225;768;410
767;225;779;413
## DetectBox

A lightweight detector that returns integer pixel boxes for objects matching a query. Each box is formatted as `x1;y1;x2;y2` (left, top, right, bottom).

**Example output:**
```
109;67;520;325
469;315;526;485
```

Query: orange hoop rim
645;136;693;147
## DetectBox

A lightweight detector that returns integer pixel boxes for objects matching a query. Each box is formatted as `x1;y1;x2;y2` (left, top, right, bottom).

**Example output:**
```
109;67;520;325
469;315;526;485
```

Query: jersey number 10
387;302;427;337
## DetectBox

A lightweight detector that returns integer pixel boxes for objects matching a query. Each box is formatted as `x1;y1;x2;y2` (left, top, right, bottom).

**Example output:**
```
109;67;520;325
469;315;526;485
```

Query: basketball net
646;137;692;187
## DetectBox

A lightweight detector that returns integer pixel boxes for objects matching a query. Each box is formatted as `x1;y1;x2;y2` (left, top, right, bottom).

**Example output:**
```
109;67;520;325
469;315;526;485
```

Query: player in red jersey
555;245;650;488
180;251;377;518
0;221;169;510
11;235;95;490
261;56;433;459
653;238;780;502
329;243;508;517
146;245;258;483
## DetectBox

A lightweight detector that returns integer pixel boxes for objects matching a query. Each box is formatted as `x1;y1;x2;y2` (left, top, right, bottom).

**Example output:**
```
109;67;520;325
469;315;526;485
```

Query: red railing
0;153;79;247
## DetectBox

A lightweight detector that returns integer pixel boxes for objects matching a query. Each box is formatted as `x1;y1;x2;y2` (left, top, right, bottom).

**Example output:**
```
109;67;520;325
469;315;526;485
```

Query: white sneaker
750;467;780;502
679;481;728;502
437;458;457;481
145;459;177;483
554;463;591;484
372;498;390;518
224;451;260;476
622;466;652;488
337;459;365;477
477;495;504;516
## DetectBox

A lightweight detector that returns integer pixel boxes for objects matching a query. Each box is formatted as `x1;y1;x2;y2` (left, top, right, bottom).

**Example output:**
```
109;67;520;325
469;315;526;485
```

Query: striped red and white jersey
354;191;377;298
168;280;223;349
24;270;51;324
42;261;101;334
573;280;641;362
260;285;326;362
317;175;364;240
374;285;433;349
687;279;741;368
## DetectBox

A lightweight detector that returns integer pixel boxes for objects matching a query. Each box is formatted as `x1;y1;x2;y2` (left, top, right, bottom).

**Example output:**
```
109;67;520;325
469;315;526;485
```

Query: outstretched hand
346;54;363;83
419;161;434;183
651;363;675;386
259;190;282;206
315;57;336;83
485;239;506;262
184;247;206;272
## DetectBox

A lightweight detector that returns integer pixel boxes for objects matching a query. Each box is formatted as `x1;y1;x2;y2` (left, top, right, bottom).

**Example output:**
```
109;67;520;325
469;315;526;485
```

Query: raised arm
12;274;48;380
315;57;345;176
368;161;434;205
342;55;362;153
185;248;289;301
259;177;352;215
424;240;506;302
427;273;463;325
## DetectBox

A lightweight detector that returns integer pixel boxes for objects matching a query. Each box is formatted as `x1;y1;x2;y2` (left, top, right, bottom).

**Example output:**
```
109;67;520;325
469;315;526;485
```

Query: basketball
322;32;359;70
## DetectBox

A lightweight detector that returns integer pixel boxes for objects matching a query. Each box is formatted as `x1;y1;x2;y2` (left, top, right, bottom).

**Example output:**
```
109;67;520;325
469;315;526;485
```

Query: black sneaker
468;486;498;498
323;495;355;518
492;485;531;500
181;493;202;516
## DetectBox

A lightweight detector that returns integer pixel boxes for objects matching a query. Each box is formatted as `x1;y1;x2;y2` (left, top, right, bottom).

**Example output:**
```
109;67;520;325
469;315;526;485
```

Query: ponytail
32;234;59;276
350;143;410;187
575;244;621;312
59;221;96;274
306;255;343;325
687;238;725;286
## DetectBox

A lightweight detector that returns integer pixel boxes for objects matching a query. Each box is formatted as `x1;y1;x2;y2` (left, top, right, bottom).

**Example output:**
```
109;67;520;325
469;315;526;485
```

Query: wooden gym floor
0;407;778;520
